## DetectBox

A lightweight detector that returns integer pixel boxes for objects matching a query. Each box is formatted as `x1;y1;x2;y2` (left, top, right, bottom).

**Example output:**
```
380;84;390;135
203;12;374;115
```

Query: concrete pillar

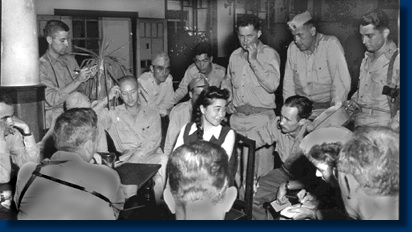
1;0;45;141
1;0;39;86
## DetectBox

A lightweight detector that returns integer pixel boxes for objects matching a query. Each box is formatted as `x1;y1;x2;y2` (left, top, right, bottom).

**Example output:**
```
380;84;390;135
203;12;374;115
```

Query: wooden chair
225;133;256;220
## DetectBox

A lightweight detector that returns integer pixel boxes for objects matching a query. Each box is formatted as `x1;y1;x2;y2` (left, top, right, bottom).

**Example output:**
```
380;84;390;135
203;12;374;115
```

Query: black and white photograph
1;0;400;221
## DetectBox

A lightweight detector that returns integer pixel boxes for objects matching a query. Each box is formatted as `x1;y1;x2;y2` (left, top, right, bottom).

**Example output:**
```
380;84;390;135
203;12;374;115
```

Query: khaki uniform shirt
222;40;280;109
0;132;40;183
163;101;192;156
283;33;351;106
138;71;175;116
174;63;226;103
352;40;399;126
39;51;87;128
97;104;162;158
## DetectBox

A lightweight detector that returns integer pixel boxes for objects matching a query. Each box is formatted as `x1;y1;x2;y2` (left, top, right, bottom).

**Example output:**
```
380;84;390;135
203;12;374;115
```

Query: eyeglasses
153;65;171;73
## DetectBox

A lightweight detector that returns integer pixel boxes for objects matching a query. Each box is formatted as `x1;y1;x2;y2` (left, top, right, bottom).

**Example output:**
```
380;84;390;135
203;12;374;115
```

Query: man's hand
297;189;320;209
12;117;30;135
108;86;121;101
246;43;258;62
276;182;289;205
281;205;317;220
226;101;237;114
77;67;93;83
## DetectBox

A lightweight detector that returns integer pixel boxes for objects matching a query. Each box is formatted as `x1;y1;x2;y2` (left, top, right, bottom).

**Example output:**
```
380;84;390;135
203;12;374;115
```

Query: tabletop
114;163;161;186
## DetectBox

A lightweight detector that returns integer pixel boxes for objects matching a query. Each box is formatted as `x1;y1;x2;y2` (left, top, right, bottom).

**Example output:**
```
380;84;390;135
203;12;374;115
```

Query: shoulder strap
17;160;113;210
17;160;67;210
387;50;399;84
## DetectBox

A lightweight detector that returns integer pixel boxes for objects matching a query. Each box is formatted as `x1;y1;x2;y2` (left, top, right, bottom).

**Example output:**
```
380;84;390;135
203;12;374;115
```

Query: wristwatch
285;181;290;191
21;132;32;137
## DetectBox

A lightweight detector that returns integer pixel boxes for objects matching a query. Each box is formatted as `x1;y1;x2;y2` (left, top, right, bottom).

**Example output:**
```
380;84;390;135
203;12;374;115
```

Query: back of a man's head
53;108;97;152
165;141;236;219
43;20;70;38
338;126;399;196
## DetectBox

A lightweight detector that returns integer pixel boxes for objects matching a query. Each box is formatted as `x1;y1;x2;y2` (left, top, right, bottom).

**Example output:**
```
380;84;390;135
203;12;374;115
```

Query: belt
360;107;390;115
235;105;273;116
312;102;331;110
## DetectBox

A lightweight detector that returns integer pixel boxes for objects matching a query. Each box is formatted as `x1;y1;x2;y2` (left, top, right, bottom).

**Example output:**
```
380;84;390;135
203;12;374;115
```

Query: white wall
35;0;165;18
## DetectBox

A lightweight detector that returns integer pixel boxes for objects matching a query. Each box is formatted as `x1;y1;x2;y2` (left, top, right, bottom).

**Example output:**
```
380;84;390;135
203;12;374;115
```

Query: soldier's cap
189;75;209;91
299;126;352;156
287;11;312;31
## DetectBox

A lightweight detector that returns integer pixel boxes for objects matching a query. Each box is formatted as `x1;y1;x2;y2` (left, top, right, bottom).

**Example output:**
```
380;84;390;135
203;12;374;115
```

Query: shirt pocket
370;70;387;99
314;62;332;85
231;69;242;89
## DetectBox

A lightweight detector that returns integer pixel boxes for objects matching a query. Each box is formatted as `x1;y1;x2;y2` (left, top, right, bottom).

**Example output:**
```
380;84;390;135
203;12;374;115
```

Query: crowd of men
0;8;399;220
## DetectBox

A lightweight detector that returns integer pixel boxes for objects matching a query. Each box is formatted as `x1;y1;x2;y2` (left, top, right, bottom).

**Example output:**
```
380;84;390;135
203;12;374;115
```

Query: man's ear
310;26;316;36
220;186;237;213
150;65;154;73
383;28;390;39
298;118;307;126
189;91;193;99
209;56;213;63
46;36;52;44
257;30;262;39
163;188;176;214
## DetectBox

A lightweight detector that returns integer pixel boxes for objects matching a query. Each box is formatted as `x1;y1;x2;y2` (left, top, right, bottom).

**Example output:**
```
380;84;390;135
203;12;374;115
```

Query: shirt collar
189;123;222;139
366;40;397;60
45;50;69;66
303;33;322;55
50;150;85;162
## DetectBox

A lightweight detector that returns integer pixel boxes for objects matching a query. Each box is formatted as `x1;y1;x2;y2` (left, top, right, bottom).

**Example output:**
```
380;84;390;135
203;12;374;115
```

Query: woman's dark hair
191;86;230;140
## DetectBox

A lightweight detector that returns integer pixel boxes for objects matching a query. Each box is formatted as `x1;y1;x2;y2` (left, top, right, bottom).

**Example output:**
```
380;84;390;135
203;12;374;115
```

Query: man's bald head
119;75;138;88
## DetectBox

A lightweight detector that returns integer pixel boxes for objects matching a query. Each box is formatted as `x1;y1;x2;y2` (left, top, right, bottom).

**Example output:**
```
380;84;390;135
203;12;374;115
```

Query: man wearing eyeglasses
1;94;40;184
138;51;175;117
173;42;226;104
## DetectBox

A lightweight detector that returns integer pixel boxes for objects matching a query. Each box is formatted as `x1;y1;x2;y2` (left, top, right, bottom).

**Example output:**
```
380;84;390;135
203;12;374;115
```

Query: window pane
86;21;99;38
72;21;85;38
72;39;85;48
152;23;157;37
86;39;99;50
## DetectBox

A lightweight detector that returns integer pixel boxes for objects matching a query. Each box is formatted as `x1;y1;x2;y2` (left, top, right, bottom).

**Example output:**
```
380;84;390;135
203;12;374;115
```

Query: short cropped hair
338;126;399;196
151;51;170;66
167;141;230;206
43;20;70;38
118;75;138;87
0;94;13;106
53;108;97;151
360;9;389;31
284;95;313;120
237;14;261;31
194;42;212;57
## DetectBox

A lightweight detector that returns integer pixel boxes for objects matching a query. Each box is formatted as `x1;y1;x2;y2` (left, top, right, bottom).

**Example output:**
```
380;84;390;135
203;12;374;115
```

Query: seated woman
276;127;352;220
173;86;235;159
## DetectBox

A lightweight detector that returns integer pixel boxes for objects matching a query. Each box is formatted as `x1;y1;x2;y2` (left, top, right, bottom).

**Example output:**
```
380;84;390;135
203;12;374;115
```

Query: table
114;163;161;186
